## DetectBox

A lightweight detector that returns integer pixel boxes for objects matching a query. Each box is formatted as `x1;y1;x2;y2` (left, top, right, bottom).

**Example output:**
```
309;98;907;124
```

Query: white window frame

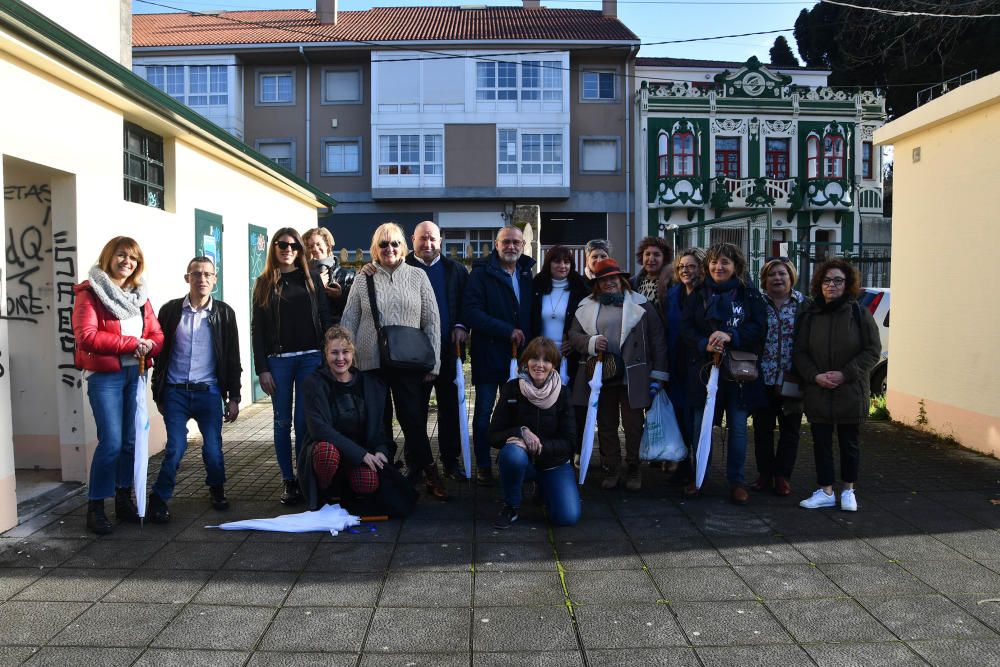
257;69;295;106
581;69;619;102
473;55;566;113
321;137;362;177
374;130;444;187
321;67;363;105
579;136;620;174
496;128;567;187
144;64;227;107
255;138;295;172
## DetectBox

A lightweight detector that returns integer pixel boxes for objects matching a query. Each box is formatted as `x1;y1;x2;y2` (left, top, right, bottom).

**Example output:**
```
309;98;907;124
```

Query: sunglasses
274;241;302;251
378;240;402;249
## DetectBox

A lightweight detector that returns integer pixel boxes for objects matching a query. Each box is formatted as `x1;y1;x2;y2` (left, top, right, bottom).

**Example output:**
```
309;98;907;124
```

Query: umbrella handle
455;342;461;359
598;351;605;362
139;356;146;375
511;340;518;359
712;352;721;367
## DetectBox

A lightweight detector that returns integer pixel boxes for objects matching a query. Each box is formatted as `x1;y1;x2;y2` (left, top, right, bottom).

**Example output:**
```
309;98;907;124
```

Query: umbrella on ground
454;343;472;479
509;340;519;381
133;357;151;523
207;503;361;536
578;352;604;485
694;353;722;489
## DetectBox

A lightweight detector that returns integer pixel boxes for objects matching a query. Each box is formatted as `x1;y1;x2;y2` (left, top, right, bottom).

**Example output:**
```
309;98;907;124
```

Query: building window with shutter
322;68;362;104
580;137;620;173
256;140;295;171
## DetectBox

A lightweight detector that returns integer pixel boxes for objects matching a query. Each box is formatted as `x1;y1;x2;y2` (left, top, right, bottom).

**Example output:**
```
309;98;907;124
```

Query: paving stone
321;518;401;543
21;646;140;666
833;510;920;537
697;644;815;667
710;536;809;566
103;517;198;542
767;598;894;642
193;570;298;606
151;604;274;651
381;571;471;608
933;529;1000;561
650;566;756;602
671;601;793;646
473;606;577;652
902;509;985;533
474;570;566;606
475;541;554;572
859;594;998;641
63;539;166;569
173;521;250;543
474;651;584;667
0;568;44;601
248;652;356;667
475;518;550;543
733;563;842;600
756;508;847;537
0;647;36;666
141;540;238;570
788;536;888;564
365;608;470;653
361;654;468;667
14;568;129;602
2;515;66;539
586;647;699;666
574;603;687;649
259;607;371;653
805;641;927;667
224;541;315;571
863;534;965;561
694;512;773;539
242;528;324;544
555;539;642;571
397;519;473;543
50;602;179;647
134;649;249;666
389;541;472;572
908;639;1000;666
0;601;90;645
563;570;662;605
949;594;1000;634
819;562;934;597
282;571;380;607
633;538;727;569
551;518;629;542
0;538;89;568
619;516;702;541
306;543;393;572
904;559;1000;595
104;569;213;603
610;496;686;518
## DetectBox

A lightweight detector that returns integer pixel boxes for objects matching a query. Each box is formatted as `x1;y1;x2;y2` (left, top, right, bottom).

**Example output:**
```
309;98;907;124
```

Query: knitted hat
591;258;629;280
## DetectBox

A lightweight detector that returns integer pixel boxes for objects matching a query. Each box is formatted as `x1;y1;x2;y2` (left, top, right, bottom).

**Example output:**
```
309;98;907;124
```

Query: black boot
209;485;229;511
86;500;113;535
115;487;139;522
147;493;171;524
280;479;302;506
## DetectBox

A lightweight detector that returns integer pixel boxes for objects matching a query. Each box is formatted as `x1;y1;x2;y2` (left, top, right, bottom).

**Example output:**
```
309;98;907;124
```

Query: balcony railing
858;185;883;214
718;176;796;208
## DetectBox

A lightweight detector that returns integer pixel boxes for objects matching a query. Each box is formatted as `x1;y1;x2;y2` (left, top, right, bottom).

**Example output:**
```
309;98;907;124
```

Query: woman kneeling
489;337;581;529
299;327;417;517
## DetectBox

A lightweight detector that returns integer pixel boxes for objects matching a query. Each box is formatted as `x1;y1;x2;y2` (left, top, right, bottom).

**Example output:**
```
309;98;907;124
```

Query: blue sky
133;0;816;64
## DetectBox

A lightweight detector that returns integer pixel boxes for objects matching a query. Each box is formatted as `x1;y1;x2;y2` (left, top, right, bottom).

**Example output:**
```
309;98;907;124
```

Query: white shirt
166;296;217;385
541;278;570;343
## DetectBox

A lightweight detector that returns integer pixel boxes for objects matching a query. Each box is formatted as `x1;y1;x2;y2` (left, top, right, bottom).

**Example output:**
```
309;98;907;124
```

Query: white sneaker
799;489;836;509
840;489;858;512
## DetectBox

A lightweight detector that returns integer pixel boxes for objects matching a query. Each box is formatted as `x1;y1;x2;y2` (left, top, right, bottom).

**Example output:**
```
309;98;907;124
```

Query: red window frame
672;131;695;177
806;135;820;180
765;138;790;179
714;137;740;178
823;133;845;179
861;141;873;179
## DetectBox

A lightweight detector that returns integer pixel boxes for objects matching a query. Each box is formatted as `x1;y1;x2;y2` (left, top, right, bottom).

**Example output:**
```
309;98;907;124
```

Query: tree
769;36;800;67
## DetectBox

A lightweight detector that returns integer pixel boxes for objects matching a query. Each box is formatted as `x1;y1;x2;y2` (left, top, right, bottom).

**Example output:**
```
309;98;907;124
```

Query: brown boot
773;476;792;497
424;464;449;500
730;485;749;506
750;476;772;492
683;481;700;498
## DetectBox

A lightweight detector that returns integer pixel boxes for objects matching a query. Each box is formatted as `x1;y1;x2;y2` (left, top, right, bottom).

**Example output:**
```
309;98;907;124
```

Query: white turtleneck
541;277;570;343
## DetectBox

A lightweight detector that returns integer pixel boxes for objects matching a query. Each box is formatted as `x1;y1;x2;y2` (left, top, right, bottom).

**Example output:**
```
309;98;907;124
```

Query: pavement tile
474;541;554;572
805;641;928;667
551;518;629;542
788;536;888;564
135;649;249;666
152;604;275;651
306;543;393;572
141;540;238;570
13;567;130;602
361;654;468;667
473;606;577;652
0;568;44;601
224;541;316;571
820;563;935;597
259;607;371;653
173;521;250;543
907;639;1000;666
711;536;809;566
609;496;686;518
618;516;702;541
364;607;470;653
574;603;687;649
863;534;966;561
0;647;36;666
1;515;63;539
949;594;1000;634
474;570;566;606
903;559;1000;595
380;571;471;608
0;538;89;568
63;538;166;569
321;519;401;543
734;564;843;600
104;569;213;604
388;541;472;572
563;570;662;605
650;566;756;602
933;529;1000;561
555;540;642;571
696;644;815;667
242;529;324;544
193;570;298;606
756;508;847;537
49;602;180;647
586;647;699;666
475;519;550;543
633;538;727;568
248;652;356;667
21;646;140;666
283;571;381;607
833;510;920;536
102;517;198;542
767;598;894;642
693;512;773;540
858;594;998;641
0;601;90;645
474;651;584;667
671;600;794;646
397;519;473;543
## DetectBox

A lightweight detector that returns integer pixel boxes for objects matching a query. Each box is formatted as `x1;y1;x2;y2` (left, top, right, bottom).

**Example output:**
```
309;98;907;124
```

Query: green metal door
248;224;269;401
194;209;224;301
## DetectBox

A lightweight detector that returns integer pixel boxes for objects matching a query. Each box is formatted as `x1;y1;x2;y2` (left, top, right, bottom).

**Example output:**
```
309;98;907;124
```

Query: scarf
518;370;561;410
597;292;625;306
703;276;741;325
819;293;851;313
87;265;146;320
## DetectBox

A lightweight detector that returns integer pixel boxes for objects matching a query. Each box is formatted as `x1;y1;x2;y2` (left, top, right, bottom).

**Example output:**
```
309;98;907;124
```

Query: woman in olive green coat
793;257;880;512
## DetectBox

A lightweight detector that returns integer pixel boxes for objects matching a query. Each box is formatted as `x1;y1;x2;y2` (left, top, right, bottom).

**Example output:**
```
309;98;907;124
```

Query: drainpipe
624;45;635;271
299;46;311;183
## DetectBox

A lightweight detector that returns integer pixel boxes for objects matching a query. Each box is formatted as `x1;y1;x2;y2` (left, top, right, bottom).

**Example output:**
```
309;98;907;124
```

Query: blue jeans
472;383;500;470
152;386;225;500
86;365;140;500
268;351;321;480
497;445;581;526
691;387;750;485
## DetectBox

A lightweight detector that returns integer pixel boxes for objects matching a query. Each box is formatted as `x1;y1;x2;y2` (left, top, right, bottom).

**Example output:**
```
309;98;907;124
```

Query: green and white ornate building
635;56;886;259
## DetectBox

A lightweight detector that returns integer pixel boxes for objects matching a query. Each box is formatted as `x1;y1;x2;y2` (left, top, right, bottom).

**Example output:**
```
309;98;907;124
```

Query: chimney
523;0;541;8
120;0;133;67
602;0;617;18
317;0;338;25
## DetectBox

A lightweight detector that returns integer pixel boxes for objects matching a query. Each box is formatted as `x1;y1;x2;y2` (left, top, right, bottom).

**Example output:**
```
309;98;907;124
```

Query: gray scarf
87;265;147;320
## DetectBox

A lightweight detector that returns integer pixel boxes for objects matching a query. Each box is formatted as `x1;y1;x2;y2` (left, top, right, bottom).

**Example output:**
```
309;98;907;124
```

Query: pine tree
769;36;799;67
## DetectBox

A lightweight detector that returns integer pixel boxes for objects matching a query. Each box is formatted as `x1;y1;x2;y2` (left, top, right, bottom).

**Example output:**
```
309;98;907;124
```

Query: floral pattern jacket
760;290;805;386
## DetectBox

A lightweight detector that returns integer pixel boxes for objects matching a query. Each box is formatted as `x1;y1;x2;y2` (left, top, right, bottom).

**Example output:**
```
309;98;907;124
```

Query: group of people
71;224;880;536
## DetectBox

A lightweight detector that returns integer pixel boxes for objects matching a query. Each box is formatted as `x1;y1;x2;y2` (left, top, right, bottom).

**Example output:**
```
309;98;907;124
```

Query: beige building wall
875;71;1000;458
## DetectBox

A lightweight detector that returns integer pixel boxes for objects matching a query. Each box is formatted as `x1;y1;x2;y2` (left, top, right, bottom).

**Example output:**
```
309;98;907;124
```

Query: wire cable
819;0;1000;18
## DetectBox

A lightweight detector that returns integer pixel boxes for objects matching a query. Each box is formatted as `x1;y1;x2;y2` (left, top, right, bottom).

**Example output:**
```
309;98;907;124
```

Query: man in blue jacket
463;225;535;485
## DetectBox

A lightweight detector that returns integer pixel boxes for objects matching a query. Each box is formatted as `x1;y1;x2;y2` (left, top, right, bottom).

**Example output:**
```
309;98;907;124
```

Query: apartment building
132;1;641;264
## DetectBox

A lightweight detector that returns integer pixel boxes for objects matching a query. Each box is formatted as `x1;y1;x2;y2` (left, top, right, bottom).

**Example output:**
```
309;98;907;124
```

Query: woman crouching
490;337;580;529
299;327;417;517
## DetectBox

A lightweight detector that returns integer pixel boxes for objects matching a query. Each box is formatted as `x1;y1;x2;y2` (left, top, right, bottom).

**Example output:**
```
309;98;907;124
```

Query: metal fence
788;241;891;291
669;210;774;287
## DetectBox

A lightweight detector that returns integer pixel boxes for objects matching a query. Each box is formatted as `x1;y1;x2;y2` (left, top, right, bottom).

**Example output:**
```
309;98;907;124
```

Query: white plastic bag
640;391;687;462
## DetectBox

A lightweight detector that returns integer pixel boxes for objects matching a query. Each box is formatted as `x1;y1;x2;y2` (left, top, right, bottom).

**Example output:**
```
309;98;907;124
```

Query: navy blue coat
463;251;535;385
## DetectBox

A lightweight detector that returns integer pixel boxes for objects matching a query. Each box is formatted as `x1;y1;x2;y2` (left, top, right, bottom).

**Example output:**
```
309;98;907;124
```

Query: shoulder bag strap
852;300;868;347
366;273;382;331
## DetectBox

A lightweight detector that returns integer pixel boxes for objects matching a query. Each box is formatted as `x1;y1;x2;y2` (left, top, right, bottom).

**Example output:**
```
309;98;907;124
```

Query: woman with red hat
568;257;669;491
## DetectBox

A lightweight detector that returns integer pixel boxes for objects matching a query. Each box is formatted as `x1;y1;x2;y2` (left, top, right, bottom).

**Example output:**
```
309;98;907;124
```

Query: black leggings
810;422;860;487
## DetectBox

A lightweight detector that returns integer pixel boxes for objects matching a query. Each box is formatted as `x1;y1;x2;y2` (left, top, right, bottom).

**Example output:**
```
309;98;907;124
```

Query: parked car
858;288;890;395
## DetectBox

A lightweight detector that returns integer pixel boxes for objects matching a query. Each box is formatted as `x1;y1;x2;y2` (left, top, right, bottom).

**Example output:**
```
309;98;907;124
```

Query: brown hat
591;258;629;280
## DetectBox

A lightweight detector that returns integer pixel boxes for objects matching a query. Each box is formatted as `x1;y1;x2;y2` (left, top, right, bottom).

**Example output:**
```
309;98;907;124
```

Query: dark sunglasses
378;240;402;249
274;241;302;251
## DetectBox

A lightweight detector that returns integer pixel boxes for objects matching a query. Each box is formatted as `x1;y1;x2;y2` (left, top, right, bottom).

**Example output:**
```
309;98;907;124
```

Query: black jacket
250;269;332;375
489;379;576;470
151;297;242;404
404;252;469;357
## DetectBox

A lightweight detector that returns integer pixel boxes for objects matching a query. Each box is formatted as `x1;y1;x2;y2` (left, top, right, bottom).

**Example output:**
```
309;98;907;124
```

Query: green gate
194;209;223;301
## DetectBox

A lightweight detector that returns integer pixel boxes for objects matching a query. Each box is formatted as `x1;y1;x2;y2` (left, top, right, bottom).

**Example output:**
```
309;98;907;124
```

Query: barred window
123;122;164;210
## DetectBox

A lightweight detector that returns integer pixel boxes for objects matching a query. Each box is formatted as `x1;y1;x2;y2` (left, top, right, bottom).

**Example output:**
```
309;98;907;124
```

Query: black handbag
721;349;759;383
366;274;436;373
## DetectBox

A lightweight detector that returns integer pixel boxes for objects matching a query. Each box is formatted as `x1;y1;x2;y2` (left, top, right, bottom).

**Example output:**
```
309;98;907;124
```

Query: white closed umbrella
453;343;472;479
694;354;722;490
508;341;519;381
207;503;361;536
578;352;604;485
132;357;150;523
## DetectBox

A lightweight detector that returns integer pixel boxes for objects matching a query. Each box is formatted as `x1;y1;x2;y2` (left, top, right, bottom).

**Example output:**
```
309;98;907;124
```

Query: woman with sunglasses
252;227;332;505
341;223;446;499
793;258;880;512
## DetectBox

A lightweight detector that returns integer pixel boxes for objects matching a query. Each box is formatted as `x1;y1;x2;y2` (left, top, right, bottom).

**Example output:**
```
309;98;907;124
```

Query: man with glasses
149;256;242;521
463;225;535;485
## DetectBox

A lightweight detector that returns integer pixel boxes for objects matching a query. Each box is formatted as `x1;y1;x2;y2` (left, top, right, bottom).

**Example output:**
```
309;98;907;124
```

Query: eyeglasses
499;239;524;247
378;240;402;249
188;271;216;279
677;263;699;273
274;241;302;251
822;277;846;286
